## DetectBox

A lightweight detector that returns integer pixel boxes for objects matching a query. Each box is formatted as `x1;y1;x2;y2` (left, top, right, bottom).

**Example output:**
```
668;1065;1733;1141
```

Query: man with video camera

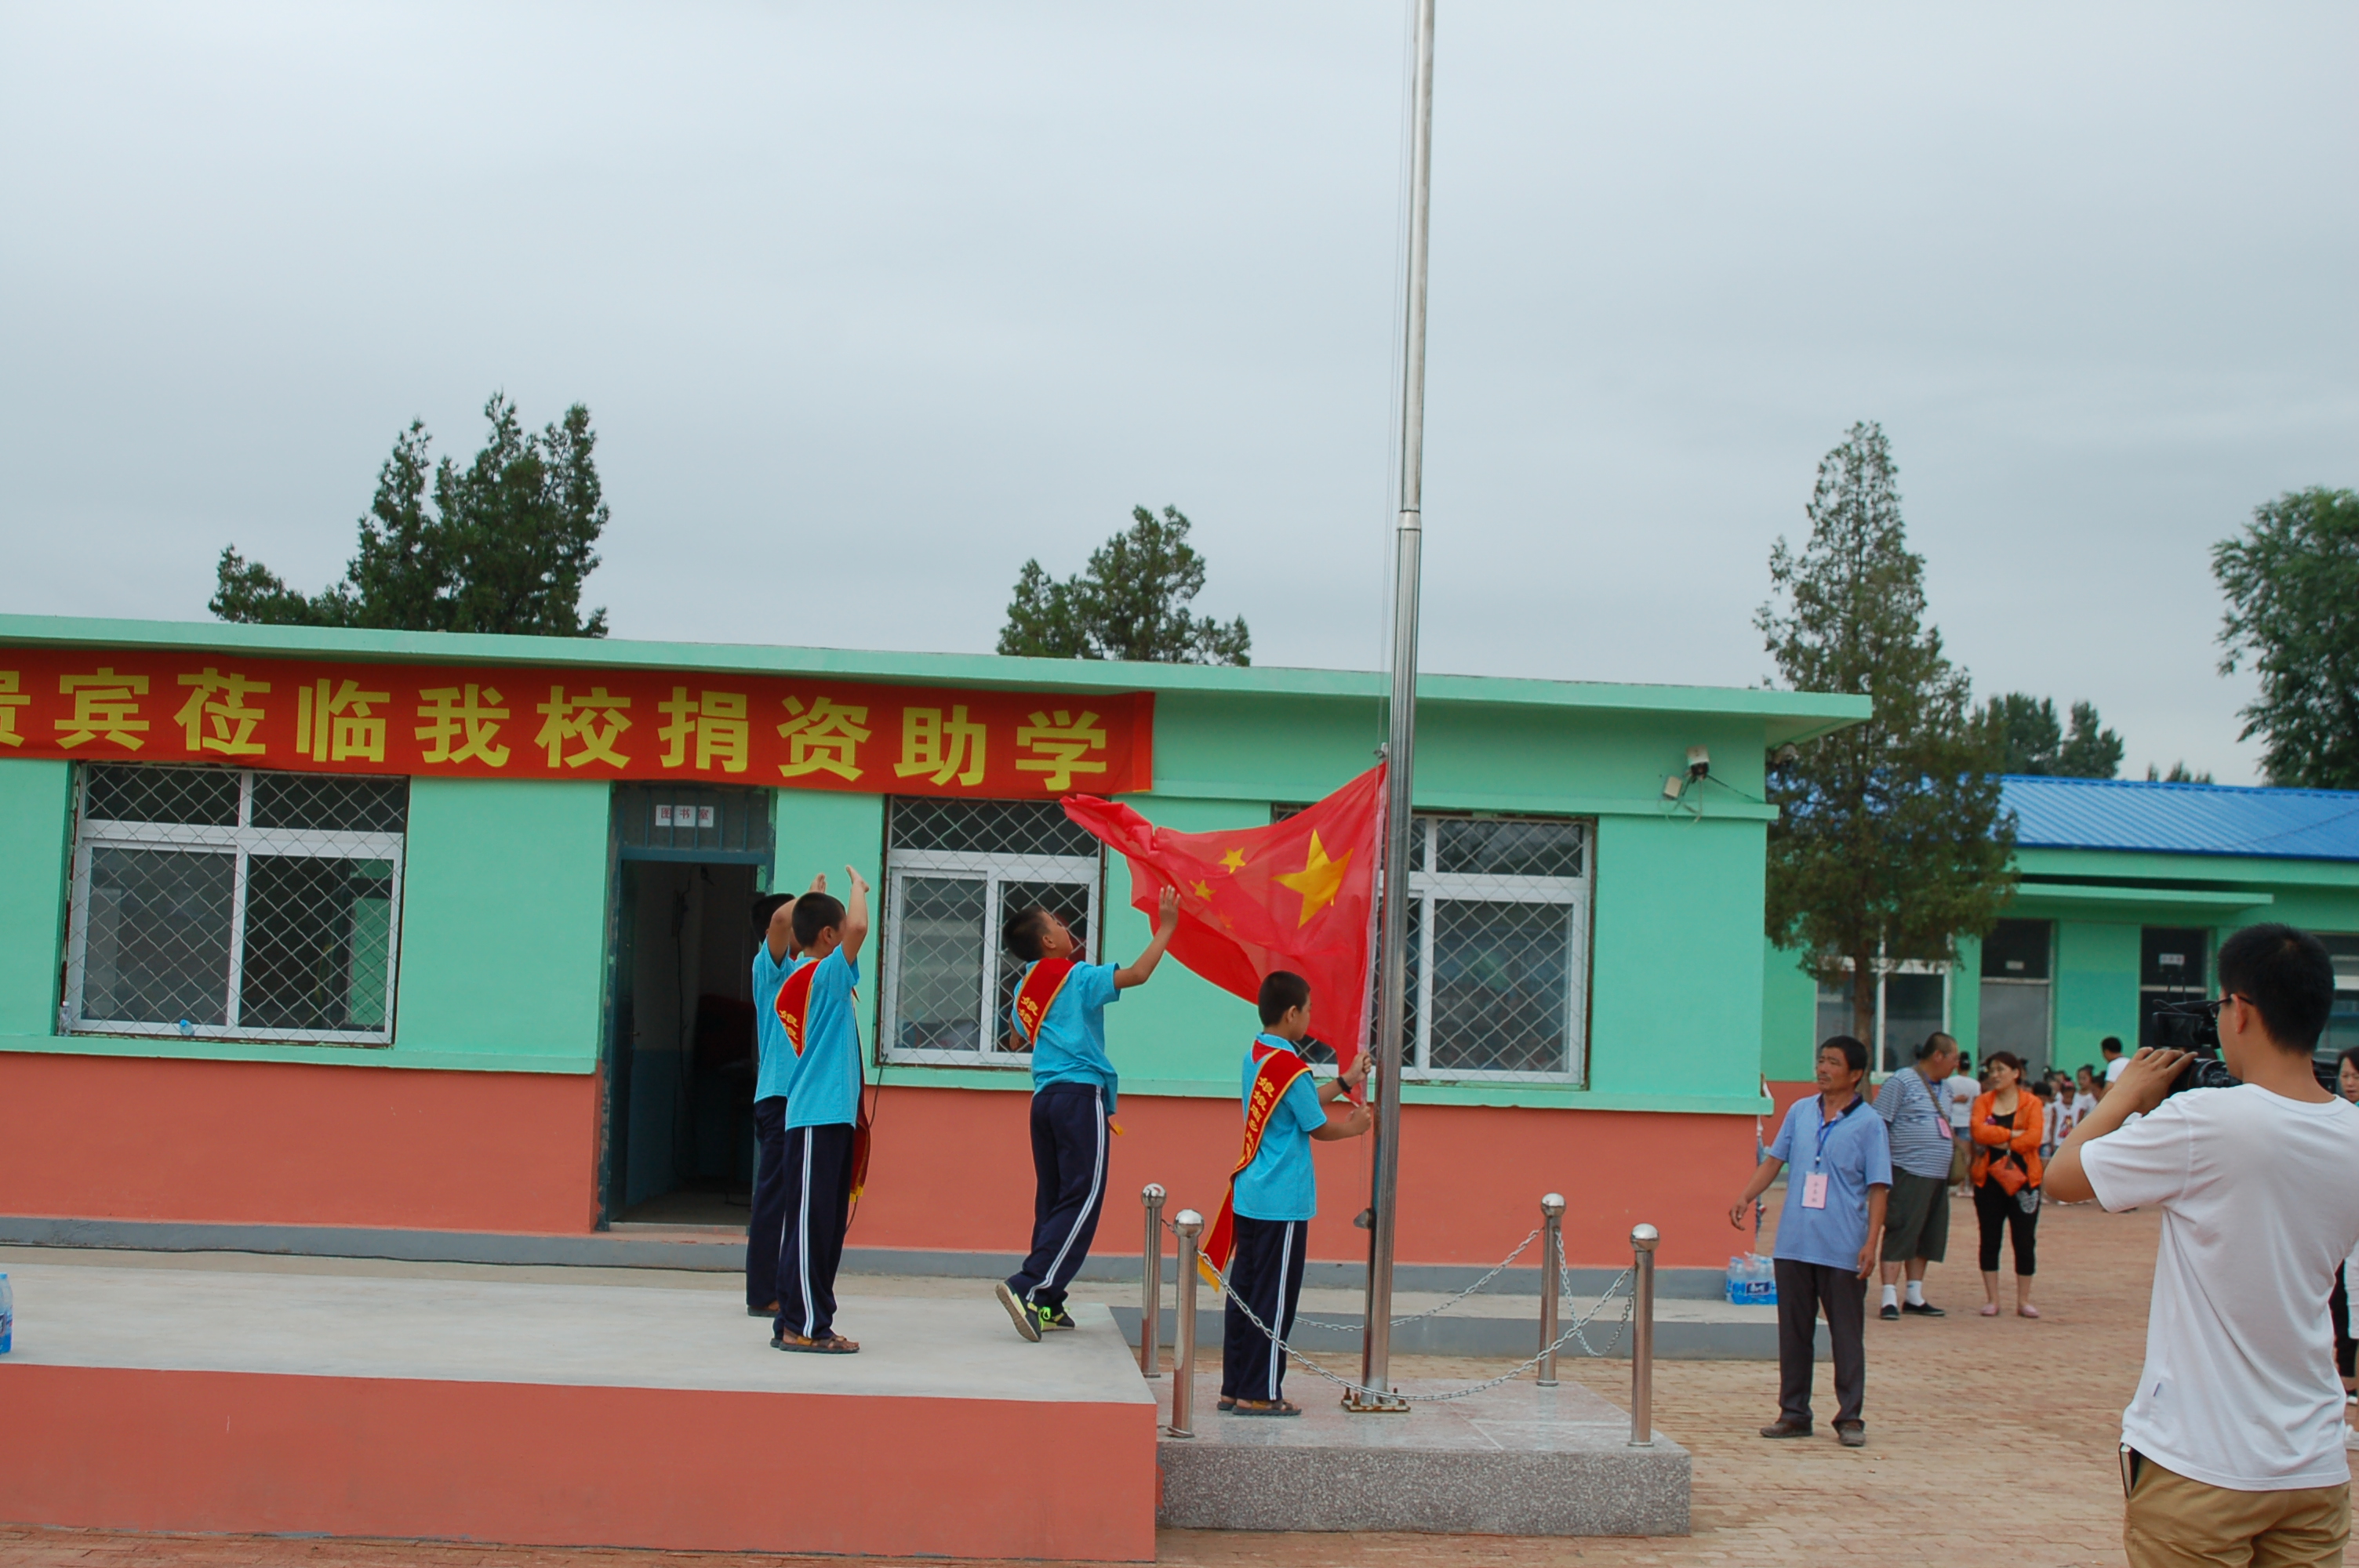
2048;923;2359;1566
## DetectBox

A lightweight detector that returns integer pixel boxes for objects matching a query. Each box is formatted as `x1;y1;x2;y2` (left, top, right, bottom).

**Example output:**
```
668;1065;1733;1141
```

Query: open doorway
603;785;774;1228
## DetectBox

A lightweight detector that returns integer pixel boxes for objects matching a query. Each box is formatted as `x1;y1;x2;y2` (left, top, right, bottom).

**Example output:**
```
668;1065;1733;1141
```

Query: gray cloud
2;1;2351;782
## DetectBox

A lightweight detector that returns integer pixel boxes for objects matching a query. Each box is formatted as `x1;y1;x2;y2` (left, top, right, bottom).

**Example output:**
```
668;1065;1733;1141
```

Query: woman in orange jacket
1970;1051;2044;1319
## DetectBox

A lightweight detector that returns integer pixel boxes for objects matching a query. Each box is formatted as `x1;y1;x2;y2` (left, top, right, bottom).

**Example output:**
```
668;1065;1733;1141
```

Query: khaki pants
2123;1454;2350;1568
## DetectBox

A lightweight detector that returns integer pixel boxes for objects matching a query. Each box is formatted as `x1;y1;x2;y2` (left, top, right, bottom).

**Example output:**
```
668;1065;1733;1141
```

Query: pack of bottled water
1725;1252;1776;1305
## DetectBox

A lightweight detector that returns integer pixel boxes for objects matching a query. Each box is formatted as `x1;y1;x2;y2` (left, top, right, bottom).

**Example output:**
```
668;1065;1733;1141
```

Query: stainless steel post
1170;1210;1202;1439
1629;1224;1659;1446
1353;0;1438;1421
1536;1193;1565;1387
1140;1183;1166;1377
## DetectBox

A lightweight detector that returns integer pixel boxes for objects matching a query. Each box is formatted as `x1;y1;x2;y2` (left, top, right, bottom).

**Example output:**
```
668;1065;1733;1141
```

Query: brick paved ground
5;1196;2352;1566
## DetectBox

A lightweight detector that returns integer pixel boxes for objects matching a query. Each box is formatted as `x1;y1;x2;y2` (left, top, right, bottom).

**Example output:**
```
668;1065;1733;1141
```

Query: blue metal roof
2001;775;2359;863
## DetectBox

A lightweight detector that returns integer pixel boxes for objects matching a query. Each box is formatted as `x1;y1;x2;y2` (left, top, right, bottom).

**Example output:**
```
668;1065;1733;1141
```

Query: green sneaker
995;1280;1042;1343
1041;1306;1077;1330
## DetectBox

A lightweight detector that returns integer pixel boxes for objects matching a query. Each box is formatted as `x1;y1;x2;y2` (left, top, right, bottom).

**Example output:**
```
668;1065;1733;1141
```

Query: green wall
389;778;612;1070
1760;940;1818;1083
0;760;73;1038
2054;920;2140;1069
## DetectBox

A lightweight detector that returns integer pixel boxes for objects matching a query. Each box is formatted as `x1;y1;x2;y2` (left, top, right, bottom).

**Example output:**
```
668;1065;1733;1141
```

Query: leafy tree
998;506;1250;665
212;394;609;637
1758;422;2017;1047
1981;693;2124;778
2146;760;2215;785
2213;486;2359;788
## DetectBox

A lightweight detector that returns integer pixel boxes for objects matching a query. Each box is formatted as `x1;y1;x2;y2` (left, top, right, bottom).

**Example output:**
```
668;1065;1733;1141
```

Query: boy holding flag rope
994;885;1183;1342
1207;971;1372;1415
771;867;871;1354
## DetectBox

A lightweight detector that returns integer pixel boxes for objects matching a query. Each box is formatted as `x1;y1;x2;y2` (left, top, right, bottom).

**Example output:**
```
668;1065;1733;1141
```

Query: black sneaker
995;1280;1042;1343
1878;1302;1900;1321
1900;1301;1946;1317
1041;1307;1078;1330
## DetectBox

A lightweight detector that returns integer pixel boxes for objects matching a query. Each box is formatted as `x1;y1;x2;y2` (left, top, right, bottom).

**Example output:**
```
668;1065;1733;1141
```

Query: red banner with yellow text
0;649;1152;799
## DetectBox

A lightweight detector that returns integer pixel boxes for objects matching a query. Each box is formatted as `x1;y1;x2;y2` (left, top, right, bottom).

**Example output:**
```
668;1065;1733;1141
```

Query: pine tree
998;506;1249;664
1759;423;2017;1049
212;395;609;637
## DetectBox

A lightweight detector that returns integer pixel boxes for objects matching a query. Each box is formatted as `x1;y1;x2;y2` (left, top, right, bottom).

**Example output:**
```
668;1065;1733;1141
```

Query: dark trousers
1773;1258;1866;1428
747;1096;788;1310
1005;1083;1109;1312
1973;1178;2039;1276
1221;1216;1310;1404
773;1123;856;1341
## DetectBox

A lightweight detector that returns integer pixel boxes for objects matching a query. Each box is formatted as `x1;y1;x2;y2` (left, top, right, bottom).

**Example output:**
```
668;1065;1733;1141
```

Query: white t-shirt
2072;1091;2096;1123
1943;1073;1978;1130
2105;1055;2128;1084
2081;1084;2359;1491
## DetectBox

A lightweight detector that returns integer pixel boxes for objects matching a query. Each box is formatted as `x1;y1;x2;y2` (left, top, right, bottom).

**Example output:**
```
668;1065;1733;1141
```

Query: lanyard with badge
1801;1098;1845;1210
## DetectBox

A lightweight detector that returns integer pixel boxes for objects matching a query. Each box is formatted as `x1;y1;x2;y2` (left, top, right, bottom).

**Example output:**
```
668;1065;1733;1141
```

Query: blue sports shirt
1016;960;1122;1110
1766;1092;1893;1271
1231;1033;1328;1223
783;948;863;1131
752;942;793;1102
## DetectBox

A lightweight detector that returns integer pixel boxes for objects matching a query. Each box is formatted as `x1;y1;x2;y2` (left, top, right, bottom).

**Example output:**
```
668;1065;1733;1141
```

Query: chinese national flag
1061;764;1385;1076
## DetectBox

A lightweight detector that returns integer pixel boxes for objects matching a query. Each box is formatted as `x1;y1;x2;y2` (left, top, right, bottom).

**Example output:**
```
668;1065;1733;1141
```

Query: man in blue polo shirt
1730;1035;1892;1446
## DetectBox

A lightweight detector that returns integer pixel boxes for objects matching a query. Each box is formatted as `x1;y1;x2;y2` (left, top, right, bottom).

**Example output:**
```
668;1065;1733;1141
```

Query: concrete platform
1154;1373;1690;1536
1105;1288;1796;1360
0;1256;1157;1561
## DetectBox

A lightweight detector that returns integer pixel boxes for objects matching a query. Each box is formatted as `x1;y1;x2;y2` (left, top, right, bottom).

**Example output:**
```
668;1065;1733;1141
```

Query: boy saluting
772;866;870;1354
1207;971;1370;1414
994;885;1182;1342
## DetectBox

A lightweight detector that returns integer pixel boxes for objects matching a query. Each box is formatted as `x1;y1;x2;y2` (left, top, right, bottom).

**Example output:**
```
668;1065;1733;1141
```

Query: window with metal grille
1275;808;1593;1082
64;764;408;1046
879;797;1100;1064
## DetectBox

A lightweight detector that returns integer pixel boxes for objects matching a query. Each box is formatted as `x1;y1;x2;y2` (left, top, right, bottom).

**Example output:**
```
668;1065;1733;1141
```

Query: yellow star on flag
1220;848;1247;873
1274;831;1351;927
1191;880;1212;901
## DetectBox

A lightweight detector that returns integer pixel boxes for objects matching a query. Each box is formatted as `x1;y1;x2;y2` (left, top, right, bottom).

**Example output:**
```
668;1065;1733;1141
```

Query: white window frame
1821;956;1954;1081
63;767;406;1046
1401;815;1593;1087
879;844;1102;1068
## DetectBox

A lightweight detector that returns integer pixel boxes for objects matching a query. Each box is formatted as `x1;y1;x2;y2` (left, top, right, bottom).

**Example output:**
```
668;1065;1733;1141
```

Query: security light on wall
1685;746;1710;781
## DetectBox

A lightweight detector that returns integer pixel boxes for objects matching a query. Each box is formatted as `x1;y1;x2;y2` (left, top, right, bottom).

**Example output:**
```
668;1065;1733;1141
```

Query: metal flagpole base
1341;1388;1411;1414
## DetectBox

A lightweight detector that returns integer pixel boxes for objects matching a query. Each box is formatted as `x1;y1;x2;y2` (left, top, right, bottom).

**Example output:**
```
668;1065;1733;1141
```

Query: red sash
1012;957;1076;1047
1201;1040;1314;1288
775;961;816;1057
775;959;876;1211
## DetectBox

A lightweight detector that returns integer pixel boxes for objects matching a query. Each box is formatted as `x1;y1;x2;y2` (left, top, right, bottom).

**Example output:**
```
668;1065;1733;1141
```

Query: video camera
2147;999;2243;1094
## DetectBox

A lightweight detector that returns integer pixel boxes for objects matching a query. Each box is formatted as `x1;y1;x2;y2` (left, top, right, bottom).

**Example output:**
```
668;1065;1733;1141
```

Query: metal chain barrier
1287;1224;1543;1332
1167;1215;1637;1406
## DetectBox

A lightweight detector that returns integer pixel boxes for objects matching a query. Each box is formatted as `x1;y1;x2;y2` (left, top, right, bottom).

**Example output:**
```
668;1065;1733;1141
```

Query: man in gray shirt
1873;1032;1960;1319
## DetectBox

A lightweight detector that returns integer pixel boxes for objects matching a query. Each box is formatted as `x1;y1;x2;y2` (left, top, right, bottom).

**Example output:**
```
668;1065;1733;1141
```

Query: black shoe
1878;1302;1900;1320
1900;1301;1946;1317
994;1280;1043;1343
1836;1420;1866;1447
1758;1419;1813;1439
1042;1307;1078;1330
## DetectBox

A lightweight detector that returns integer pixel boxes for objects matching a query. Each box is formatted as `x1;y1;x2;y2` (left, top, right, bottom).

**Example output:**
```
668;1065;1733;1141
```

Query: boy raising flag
772;866;870;1355
994;885;1182;1342
1209;971;1372;1415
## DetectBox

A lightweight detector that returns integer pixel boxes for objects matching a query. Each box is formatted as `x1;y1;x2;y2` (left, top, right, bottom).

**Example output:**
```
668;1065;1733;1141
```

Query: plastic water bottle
0;1272;13;1354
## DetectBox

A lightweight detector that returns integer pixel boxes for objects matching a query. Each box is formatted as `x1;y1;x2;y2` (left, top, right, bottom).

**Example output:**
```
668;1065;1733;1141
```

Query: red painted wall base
0;1052;1759;1268
0;1362;1156;1561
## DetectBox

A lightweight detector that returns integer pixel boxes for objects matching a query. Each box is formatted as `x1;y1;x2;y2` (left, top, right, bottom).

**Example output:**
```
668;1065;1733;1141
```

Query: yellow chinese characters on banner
0;650;1153;800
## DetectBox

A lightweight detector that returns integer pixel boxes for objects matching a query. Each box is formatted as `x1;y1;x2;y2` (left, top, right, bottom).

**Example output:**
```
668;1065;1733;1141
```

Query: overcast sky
3;2;2351;783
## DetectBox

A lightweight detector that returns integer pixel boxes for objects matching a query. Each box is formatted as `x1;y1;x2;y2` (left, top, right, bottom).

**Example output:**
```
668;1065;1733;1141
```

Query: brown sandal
1229;1398;1300;1417
773;1331;860;1354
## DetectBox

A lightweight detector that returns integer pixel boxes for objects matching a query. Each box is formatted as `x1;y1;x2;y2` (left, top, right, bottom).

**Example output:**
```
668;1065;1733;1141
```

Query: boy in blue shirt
993;885;1182;1342
1217;971;1369;1414
747;873;825;1319
771;866;870;1354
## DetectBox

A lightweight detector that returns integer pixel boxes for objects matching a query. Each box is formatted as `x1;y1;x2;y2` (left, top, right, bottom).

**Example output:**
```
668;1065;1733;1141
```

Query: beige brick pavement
4;1196;2352;1566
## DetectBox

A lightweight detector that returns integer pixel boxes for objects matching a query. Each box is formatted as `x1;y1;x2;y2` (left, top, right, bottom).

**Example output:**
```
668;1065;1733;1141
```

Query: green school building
0;613;1863;1272
1761;775;2359;1096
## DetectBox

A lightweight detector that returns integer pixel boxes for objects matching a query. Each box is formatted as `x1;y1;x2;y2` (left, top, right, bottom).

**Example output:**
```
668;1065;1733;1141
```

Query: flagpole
1352;0;1436;1414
